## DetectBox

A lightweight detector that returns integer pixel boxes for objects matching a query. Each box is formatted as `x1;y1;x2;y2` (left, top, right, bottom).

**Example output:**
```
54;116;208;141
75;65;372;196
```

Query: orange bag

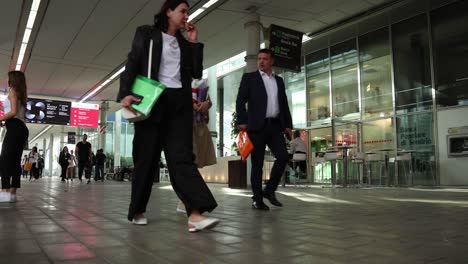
238;131;254;160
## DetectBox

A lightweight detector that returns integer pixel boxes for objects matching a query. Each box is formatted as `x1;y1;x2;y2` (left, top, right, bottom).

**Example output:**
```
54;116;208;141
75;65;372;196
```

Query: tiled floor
1;177;468;263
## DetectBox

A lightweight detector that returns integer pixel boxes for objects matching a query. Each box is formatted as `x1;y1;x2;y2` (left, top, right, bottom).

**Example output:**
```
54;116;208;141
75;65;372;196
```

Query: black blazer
118;25;204;123
236;71;293;131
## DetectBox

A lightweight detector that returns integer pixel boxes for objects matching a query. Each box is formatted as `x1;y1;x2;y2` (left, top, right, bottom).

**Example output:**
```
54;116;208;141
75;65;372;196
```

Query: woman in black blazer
118;0;218;232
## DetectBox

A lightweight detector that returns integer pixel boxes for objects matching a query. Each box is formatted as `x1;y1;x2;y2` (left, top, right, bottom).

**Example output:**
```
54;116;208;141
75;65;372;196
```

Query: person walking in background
95;149;106;182
67;150;77;181
289;130;307;179
37;154;44;178
28;146;40;181
177;79;216;213
75;134;92;183
21;155;28;179
0;71;29;202
119;0;218;231
58;146;70;182
236;48;293;210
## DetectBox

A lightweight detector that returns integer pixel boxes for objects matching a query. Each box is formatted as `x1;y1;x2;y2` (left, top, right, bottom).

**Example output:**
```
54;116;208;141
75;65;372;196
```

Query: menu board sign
25;98;71;125
70;102;99;128
269;24;303;72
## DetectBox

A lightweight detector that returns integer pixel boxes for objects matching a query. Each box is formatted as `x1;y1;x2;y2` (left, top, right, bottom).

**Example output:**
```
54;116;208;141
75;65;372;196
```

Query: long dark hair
8;71;28;107
154;0;189;32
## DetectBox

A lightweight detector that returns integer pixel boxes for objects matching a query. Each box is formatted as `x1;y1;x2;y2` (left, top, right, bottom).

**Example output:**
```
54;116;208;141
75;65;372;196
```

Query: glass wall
396;113;435;185
306;49;330;125
392;14;433;114
222;69;244;156
359;28;393;118
331;39;359;120
432;0;468;107
284;68;306;128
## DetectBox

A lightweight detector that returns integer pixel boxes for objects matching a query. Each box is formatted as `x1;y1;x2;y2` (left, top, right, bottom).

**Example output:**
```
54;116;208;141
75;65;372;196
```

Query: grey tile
42;243;96;261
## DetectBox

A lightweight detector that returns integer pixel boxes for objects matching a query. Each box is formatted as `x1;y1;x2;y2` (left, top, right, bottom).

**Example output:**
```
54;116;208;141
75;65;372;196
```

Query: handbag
24;162;33;171
238;131;254;161
121;38;166;122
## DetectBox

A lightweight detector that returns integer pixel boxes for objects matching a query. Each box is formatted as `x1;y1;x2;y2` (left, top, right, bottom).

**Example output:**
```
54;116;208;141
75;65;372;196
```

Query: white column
114;111;122;168
48;133;54;177
207;67;218;156
60;126;65;148
99;101;108;151
244;12;261;185
244;12;261;73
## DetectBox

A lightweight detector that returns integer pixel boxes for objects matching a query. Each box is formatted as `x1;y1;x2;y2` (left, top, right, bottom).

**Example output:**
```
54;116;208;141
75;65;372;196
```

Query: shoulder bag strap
148;39;153;79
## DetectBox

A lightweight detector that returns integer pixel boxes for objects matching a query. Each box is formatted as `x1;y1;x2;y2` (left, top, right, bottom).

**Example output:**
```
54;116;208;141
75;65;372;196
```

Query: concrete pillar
114;110;121;168
60;126;65;148
99;101;109;151
48;133;54;177
244;12;262;73
244;12;262;185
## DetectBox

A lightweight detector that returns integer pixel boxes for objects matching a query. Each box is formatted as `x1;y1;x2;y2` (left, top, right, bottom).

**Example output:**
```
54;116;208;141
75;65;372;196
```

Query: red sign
70;102;99;128
0;95;5;117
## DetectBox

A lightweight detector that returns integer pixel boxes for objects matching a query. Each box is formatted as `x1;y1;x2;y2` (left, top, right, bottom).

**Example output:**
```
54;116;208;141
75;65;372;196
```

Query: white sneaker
0;192;12;203
132;217;148;225
188;217;220;232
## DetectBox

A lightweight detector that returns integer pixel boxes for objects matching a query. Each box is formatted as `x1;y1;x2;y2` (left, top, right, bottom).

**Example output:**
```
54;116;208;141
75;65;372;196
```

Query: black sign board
269;24;303;72
25;98;71;125
68;132;76;144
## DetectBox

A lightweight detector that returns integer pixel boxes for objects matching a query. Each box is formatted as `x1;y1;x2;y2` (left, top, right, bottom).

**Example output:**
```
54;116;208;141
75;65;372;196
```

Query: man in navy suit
236;49;293;210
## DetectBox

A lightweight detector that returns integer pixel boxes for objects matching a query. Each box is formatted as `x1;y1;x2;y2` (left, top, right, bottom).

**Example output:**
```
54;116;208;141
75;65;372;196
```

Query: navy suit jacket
236;71;293;132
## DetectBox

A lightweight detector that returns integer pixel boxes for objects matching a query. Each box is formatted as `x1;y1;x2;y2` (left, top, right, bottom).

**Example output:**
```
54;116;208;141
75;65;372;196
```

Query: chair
324;151;340;186
313;156;327;184
290;153;307;186
395;154;413;186
351;152;366;185
365;152;385;185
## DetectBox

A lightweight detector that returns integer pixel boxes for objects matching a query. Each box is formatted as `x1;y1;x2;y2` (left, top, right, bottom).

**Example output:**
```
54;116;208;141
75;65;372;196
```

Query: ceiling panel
63;67;109;99
336;0;373;15
0;1;22;52
94;80;119;101
63;0;152;64
41;65;85;95
24;60;58;95
32;0;100;59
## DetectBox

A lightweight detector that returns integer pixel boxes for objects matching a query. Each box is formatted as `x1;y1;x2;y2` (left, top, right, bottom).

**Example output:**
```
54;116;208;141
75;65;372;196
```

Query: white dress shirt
259;70;280;118
158;32;182;88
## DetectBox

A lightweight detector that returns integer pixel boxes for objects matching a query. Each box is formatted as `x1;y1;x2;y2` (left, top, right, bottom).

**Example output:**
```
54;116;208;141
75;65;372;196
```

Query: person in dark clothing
118;0;218;231
37;155;44;178
75;134;92;183
58;146;71;182
94;149;106;182
236;49;293;211
0;71;29;203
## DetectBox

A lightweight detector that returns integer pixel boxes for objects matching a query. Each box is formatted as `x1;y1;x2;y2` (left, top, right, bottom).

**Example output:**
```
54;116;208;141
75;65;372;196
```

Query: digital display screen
25;98;71;125
70;102;99;128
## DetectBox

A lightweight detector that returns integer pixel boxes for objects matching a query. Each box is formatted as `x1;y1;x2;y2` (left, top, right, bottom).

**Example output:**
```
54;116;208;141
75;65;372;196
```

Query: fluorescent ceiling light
16;0;42;71
202;0;219;9
22;29;32;44
302;35;312;43
79;66;125;103
29;124;52;144
188;8;205;22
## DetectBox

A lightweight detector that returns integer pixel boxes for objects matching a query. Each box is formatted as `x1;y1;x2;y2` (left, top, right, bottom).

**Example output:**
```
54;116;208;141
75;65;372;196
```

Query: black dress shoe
263;192;283;207
252;201;270;210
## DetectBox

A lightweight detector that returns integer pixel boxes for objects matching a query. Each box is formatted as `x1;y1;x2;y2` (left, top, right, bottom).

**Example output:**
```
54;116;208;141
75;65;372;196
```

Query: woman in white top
28;146;39;181
290;130;308;174
119;0;218;231
0;71;29;203
67;150;77;181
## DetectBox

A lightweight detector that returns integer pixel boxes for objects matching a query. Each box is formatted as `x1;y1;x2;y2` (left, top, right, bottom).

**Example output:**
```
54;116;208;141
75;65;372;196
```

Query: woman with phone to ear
0;71;29;203
118;0;218;232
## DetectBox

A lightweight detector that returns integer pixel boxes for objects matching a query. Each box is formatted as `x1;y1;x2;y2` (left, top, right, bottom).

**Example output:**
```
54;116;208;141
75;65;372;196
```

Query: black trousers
60;164;67;180
0;118;29;189
248;118;288;202
78;161;90;180
128;88;217;221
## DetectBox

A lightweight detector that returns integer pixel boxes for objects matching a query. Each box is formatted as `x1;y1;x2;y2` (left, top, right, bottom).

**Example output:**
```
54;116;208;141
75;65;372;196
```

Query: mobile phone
132;94;144;105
